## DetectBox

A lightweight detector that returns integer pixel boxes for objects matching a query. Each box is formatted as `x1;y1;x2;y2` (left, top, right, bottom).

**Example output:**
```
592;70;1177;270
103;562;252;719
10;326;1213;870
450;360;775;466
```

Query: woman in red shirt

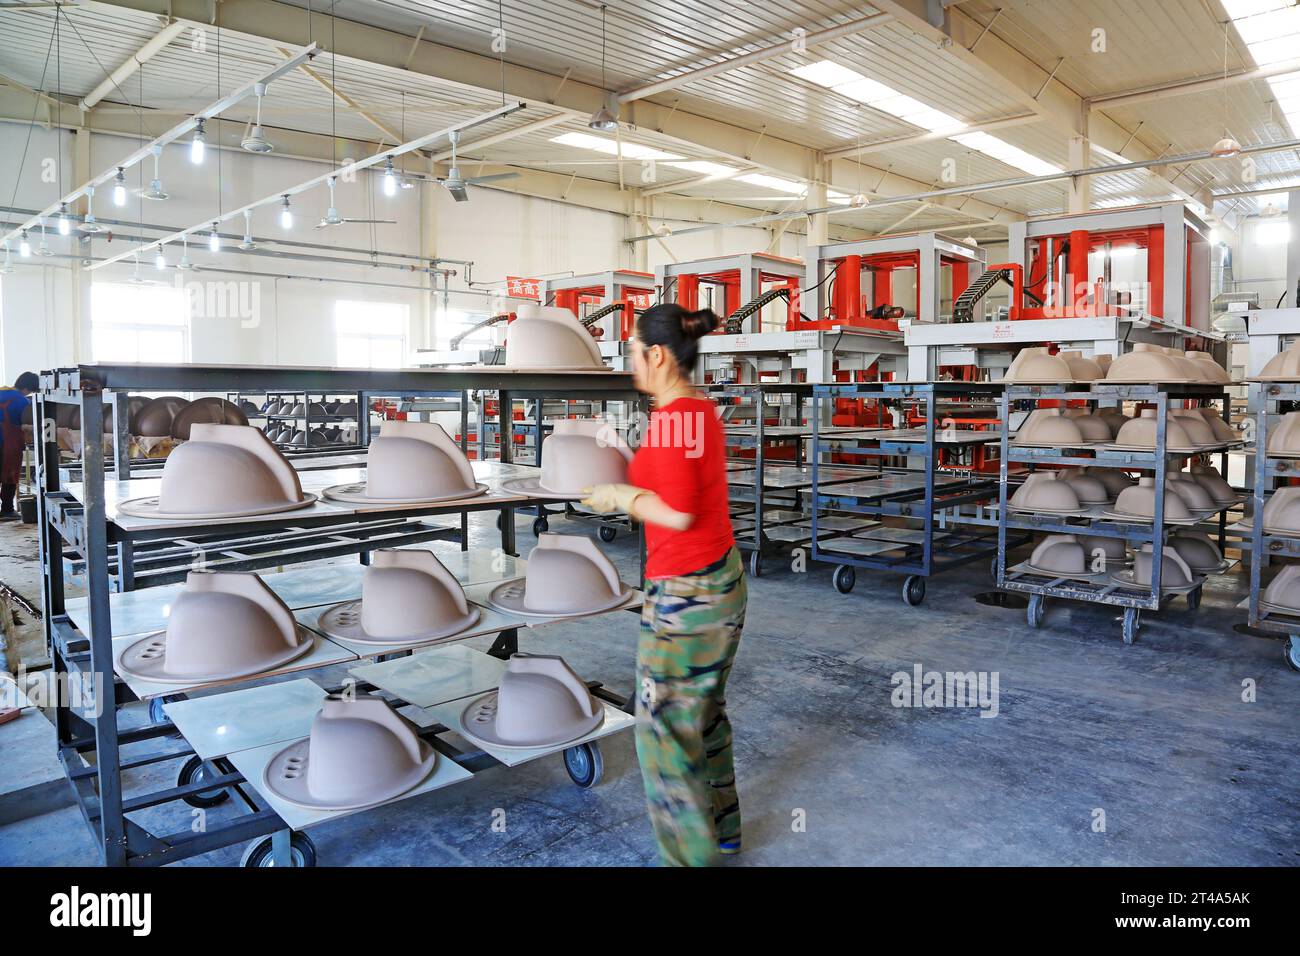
582;303;746;867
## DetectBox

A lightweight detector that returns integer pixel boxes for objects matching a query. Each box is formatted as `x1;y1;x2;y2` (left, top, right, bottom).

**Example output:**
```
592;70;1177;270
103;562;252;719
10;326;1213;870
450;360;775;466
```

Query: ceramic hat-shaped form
504;419;634;497
324;421;485;504
132;396;189;437
997;347;1072;384
488;533;629;617
1104;476;1196;524
317;549;479;645
1026;534;1090;577
1067;413;1113;442
1105;343;1194;383
1267;411;1300;457
1188;463;1236;504
1262;486;1300;535
116;571;314;683
1169;531;1224;574
459;654;604;750
1082;466;1136;498
1262;564;1300;612
1170;410;1218;446
1167;475;1216;515
1250;342;1300;382
1008;472;1083;514
504;302;606;370
1013;408;1087;446
1186;352;1232;384
170;397;249;440
118;424;314;519
264;697;436;811
1063;473;1110;505
1096;408;1131;434
1195;407;1236;443
1095;354;1113;373
1110;408;1200;452
1058;351;1105;382
1078;533;1127;566
1115;544;1198;592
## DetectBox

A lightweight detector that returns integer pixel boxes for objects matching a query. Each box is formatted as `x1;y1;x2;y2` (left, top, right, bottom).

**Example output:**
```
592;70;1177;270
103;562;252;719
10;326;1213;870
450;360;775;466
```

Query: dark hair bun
680;308;720;341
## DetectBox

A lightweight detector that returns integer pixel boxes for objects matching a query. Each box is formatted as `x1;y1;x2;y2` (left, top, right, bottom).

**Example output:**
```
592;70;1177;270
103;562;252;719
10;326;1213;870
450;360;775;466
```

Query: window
434;307;496;352
335;301;409;368
91;282;190;363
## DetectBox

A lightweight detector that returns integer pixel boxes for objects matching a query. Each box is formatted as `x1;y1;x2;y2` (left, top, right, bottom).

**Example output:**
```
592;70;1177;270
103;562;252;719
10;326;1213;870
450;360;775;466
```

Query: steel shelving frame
995;382;1237;643
35;363;641;867
810;381;1020;605
1246;381;1300;672
232;390;366;451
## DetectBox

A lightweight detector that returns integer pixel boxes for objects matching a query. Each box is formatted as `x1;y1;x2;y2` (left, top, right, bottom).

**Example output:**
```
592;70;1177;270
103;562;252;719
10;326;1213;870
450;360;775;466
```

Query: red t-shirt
628;396;735;579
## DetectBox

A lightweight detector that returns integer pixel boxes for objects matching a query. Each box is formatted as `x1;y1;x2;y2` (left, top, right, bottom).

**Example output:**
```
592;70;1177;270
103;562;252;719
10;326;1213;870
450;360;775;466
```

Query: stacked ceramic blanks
169;397;248;440
1109;544;1203;594
263;697;437;811
1184;463;1236;505
1055;469;1112;506
457;654;604;750
1260;564;1300;615
1007;473;1085;516
131;396;190;438
1012;409;1092;447
501;302;608;371
1105;343;1233;384
1017;534;1106;581
115;572;315;684
487;533;631;618
1106;408;1216;454
322;421;486;504
1266;410;1300;458
998;347;1072;384
1250;340;1300;382
1167;531;1228;575
1256;486;1300;538
316;549;480;646
501;419;633;499
118;424;316;519
1101;476;1205;524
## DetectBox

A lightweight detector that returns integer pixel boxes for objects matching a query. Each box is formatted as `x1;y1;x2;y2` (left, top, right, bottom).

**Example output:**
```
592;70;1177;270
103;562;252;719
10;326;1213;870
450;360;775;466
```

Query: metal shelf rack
36;363;643;867
231;390;366;450
809;381;1021;605
995;382;1239;644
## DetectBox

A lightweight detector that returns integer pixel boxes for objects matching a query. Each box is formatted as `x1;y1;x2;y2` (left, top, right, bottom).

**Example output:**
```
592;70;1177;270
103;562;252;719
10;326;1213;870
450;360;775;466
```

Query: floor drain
974;591;1028;609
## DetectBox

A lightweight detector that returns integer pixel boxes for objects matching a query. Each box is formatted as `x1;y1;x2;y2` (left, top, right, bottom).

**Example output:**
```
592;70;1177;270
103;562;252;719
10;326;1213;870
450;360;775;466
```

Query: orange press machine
538;269;656;345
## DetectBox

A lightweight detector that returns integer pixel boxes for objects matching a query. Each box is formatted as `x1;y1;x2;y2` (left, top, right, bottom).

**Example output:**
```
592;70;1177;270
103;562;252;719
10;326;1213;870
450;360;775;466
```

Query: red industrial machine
656;252;805;336
540;269;655;341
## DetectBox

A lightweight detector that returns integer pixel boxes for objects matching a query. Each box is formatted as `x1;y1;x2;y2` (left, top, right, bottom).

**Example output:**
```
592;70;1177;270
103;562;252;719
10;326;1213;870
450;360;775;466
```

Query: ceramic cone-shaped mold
1267;411;1300;457
1104;476;1196;524
1262;486;1300;535
1082;466;1136;498
1026;534;1090;577
317;549;480;645
324;421;485;504
1171;410;1218;446
1013;408;1087;446
1188;464;1236;504
503;419;633;498
1105;343;1195;383
119;424;314;519
1063;473;1110;505
997;347;1072;383
1058;350;1104;381
1169;532;1224;574
488;533;630;618
132;396;189;437
116;571;314;683
1262;564;1300;612
1168;476;1216;514
1186;351;1232;384
170;397;248;440
1009;472;1083;515
1250;343;1300;382
504;302;606;370
458;654;604;750
1110;408;1200;452
263;697;436;811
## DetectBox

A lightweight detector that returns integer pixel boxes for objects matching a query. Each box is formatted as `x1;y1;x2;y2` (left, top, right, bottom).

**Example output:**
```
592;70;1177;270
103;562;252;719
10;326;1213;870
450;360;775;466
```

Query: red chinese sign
506;276;542;299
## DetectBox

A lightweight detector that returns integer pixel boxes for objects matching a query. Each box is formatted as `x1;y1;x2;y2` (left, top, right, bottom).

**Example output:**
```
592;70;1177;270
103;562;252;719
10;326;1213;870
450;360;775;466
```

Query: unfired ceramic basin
1261;564;1300;612
1008;473;1083;515
1196;407;1236;443
133;396;189;437
1081;466;1135;498
1105;343;1195;383
1063;473;1110;505
263;697;437;811
1167;476;1216;514
1111;544;1199;592
1188;464;1236;504
1251;344;1300;382
1170;410;1217;446
487;533;630;617
324;421;485;504
1267;411;1300;457
1078;533;1128;566
998;347;1072;384
1025;534;1092;577
1262;486;1300;535
1013;408;1087;447
118;424;315;519
458;654;604;749
1110;408;1199;452
170;397;249;440
115;571;314;683
1103;476;1197;524
503;419;633;498
504;303;607;370
1168;531;1224;574
1185;351;1231;384
1058;350;1104;381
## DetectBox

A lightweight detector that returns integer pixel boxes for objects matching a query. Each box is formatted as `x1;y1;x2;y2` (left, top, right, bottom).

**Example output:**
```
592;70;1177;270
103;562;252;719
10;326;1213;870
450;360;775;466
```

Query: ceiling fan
436;129;518;202
314;175;396;229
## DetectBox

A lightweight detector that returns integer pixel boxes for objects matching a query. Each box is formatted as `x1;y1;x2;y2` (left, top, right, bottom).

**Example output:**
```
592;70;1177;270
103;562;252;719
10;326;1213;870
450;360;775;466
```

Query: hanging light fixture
36;220;53;256
19;230;31;257
382;157;398;197
962;235;979;247
279;194;293;229
57;203;72;235
191;118;207;164
143;145;168;201
208;221;221;252
241;82;274;153
588;5;619;132
240;209;256;250
81;185;104;233
112;168;127;207
155;241;168;270
1211;26;1242;160
176;234;195;271
321;176;342;226
849;193;870;208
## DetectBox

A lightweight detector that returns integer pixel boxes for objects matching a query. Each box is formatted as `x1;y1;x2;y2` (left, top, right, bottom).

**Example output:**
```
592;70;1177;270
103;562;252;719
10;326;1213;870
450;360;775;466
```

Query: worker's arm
581;483;695;532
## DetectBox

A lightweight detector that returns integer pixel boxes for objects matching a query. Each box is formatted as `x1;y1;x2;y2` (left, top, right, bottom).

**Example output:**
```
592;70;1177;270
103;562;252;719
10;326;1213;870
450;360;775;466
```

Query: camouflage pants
635;547;747;867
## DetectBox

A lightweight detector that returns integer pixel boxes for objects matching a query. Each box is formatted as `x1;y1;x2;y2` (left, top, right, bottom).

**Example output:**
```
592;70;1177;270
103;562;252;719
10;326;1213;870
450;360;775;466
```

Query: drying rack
36;363;645;867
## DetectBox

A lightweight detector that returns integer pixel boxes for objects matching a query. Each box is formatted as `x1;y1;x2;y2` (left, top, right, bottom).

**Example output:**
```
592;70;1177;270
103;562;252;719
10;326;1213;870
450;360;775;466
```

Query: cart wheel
1027;594;1045;629
902;575;926;607
1186;586;1202;611
563;741;603;789
598;525;617;543
149;694;184;738
177;755;230;808
749;551;762;578
240;832;317;868
1122;608;1140;645
1286;636;1300;673
532;516;549;536
832;564;856;594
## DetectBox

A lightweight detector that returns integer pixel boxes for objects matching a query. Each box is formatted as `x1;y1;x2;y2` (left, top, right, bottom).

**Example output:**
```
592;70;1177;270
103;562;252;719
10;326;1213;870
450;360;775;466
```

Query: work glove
580;483;648;515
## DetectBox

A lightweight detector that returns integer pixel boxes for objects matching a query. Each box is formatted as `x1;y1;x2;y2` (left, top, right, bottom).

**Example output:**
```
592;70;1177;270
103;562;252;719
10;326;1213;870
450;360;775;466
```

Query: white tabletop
349;645;510;709
163;678;328;761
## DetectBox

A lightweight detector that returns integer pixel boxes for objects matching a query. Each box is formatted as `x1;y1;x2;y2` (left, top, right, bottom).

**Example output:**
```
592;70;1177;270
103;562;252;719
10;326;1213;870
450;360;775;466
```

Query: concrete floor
1;511;1298;867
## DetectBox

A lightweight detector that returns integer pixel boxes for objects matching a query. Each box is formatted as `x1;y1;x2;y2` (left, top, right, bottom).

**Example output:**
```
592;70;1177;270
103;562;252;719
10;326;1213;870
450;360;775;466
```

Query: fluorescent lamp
789;60;966;132
666;160;737;176
951;131;1063;176
737;173;806;194
550;131;682;161
790;61;863;87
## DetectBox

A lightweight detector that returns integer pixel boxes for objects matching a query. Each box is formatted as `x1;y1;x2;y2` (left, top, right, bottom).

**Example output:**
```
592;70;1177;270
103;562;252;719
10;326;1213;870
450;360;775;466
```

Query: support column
1067;108;1091;215
806;163;829;248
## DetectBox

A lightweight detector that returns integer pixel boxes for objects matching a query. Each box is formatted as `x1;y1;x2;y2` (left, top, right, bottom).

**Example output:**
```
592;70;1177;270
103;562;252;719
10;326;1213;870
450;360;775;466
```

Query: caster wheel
749;551;762;578
1122;608;1140;645
496;512;506;532
178;755;229;809
1186;586;1202;611
598;525;617;543
1286;636;1300;673
240;832;317;868
832;564;856;594
563;741;603;789
902;575;926;607
150;695;184;737
1027;594;1045;629
532;516;549;536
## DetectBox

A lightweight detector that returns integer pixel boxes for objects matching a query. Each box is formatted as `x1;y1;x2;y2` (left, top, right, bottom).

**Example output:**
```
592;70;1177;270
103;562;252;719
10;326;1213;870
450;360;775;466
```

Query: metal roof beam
78;17;188;111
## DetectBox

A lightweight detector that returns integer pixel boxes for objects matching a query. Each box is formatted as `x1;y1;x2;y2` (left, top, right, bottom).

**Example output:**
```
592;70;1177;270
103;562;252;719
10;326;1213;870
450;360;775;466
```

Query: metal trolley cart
1246;381;1300;672
36;363;643;867
996;382;1240;644
809;382;1018;605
